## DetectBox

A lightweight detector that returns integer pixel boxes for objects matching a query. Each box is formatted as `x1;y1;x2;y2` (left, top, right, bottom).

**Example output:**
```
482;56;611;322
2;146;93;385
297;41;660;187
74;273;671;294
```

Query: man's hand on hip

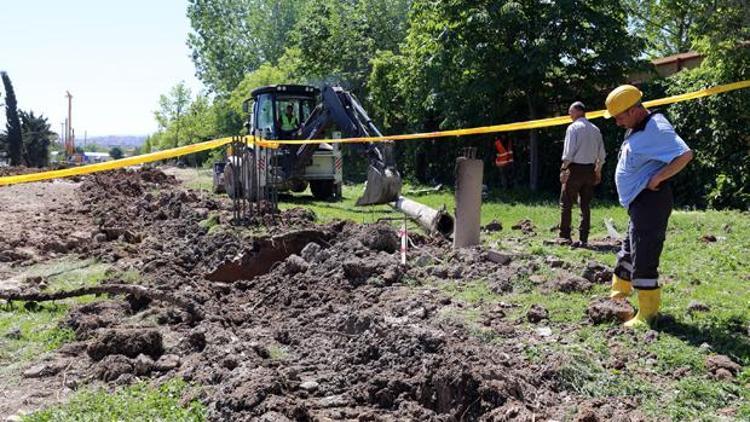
647;174;662;191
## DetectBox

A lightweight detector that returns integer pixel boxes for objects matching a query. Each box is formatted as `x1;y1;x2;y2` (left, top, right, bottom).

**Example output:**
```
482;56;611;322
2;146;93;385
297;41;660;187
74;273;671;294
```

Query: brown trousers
559;164;596;242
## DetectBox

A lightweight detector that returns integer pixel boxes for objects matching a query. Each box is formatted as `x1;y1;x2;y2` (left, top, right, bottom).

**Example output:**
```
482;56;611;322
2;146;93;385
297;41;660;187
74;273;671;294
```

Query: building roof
651;51;703;66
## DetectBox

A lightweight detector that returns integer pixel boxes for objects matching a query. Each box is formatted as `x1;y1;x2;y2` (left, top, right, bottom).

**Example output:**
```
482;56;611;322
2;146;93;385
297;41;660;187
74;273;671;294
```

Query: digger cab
243;85;319;140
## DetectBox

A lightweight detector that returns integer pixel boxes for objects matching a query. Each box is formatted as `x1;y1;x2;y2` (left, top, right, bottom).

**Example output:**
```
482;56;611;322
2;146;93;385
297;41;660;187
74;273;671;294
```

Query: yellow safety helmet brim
604;85;643;119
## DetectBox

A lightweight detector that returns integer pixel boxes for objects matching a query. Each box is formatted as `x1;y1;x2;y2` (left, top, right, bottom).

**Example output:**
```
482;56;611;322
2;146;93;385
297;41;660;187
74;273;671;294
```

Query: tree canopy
174;0;749;208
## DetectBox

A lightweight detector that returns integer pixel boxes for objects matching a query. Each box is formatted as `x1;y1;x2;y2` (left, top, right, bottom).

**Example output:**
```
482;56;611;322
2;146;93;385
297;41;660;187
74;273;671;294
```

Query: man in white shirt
558;101;606;246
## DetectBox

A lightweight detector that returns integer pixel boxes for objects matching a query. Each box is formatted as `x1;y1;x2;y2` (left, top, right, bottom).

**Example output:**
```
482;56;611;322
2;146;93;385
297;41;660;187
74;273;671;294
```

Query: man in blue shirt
605;85;694;328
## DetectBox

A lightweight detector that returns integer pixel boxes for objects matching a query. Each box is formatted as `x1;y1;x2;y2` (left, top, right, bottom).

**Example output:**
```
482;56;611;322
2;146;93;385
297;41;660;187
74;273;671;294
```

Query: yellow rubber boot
609;274;633;300
624;288;661;328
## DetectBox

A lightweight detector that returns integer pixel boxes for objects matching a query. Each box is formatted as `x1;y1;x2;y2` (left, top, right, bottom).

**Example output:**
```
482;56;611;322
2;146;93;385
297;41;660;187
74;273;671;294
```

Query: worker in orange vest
494;136;514;167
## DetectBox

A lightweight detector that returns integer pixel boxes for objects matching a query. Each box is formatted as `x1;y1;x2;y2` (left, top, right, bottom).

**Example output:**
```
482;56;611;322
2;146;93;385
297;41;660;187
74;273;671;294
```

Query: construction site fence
1;79;748;187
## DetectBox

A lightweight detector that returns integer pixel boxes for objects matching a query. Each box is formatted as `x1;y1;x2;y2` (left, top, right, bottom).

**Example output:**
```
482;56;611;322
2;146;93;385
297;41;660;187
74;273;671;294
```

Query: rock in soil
586;299;635;324
86;328;164;361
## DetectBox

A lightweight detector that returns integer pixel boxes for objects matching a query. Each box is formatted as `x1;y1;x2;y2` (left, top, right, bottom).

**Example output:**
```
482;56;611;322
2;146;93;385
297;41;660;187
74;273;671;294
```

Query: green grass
268;343;289;360
0;258;112;376
24;378;206;422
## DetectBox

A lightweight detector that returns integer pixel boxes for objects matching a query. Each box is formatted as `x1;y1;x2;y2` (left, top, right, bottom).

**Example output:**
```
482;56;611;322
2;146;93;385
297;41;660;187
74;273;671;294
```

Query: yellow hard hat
604;85;643;118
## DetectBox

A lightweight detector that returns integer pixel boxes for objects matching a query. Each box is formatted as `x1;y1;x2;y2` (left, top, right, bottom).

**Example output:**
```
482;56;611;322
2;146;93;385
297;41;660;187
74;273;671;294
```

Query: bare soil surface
1;168;647;421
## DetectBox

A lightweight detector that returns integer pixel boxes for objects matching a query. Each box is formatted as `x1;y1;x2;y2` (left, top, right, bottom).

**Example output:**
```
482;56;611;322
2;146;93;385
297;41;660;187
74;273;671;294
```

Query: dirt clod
483;219;503;232
94;354;134;382
356;222;400;253
87;329;164;361
547;274;592;293
687;300;711;313
581;262;612;284
527;304;549;323
511;219;535;235
586;298;635;324
706;354;741;378
701;234;717;243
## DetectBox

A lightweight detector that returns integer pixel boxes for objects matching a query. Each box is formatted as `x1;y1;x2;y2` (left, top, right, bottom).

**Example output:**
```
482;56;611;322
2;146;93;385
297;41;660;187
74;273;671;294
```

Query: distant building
50;151;112;163
82;152;113;163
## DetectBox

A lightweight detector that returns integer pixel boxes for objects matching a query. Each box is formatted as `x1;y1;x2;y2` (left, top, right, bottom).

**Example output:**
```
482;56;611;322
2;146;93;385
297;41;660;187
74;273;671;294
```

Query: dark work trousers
559;164;596;242
614;182;673;290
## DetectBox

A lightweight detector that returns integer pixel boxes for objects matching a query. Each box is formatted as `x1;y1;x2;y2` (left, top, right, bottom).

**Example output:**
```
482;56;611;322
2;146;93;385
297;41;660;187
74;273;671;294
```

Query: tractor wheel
310;180;335;200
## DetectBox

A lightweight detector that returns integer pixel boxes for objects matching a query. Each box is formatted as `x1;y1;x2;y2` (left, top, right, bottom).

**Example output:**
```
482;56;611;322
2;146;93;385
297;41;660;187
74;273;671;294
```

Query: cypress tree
1;71;23;165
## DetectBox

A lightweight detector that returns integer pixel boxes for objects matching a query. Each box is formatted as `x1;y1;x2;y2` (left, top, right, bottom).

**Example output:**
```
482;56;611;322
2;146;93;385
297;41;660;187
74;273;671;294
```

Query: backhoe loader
213;84;401;206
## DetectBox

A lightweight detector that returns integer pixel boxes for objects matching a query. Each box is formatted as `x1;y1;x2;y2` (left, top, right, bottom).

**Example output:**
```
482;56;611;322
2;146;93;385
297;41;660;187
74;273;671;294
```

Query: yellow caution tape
1;79;748;186
272;79;750;145
0;137;236;186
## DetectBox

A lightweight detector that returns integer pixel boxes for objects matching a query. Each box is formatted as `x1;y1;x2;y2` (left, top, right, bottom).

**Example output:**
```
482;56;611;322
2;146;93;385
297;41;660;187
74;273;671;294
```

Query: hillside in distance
83;135;146;148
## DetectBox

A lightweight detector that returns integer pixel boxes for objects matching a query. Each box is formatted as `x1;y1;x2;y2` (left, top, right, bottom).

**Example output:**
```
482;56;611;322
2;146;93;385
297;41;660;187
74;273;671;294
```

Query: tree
370;0;643;188
154;82;192;148
142;135;152;154
623;0;702;57
1;71;23;165
290;0;410;99
109;146;124;160
650;1;750;209
624;0;749;57
20;111;54;167
187;0;309;94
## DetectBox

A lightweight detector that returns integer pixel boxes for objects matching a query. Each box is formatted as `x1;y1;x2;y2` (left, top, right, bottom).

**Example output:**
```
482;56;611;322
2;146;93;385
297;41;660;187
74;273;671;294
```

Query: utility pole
65;91;74;157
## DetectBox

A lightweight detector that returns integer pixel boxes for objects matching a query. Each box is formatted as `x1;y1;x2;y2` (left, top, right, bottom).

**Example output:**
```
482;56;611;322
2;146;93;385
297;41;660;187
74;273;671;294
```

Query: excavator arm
290;86;401;206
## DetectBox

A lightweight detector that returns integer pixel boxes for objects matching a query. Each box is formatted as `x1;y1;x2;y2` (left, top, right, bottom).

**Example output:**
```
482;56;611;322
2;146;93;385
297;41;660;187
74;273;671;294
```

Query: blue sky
0;1;203;137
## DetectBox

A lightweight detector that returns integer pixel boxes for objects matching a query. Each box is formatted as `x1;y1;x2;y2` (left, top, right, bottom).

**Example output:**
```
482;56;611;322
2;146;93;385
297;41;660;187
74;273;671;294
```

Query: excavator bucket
356;166;402;206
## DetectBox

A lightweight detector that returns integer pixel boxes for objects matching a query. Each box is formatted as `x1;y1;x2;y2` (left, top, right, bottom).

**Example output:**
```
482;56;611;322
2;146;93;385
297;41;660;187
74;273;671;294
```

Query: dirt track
0;168;644;421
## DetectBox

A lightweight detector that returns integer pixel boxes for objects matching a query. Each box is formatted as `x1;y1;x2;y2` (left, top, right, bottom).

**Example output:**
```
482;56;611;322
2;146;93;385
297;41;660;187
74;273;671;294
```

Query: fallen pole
391;196;454;238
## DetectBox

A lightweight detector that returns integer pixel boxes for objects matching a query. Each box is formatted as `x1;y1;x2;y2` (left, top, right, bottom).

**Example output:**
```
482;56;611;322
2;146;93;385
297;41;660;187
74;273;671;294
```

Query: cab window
255;94;275;136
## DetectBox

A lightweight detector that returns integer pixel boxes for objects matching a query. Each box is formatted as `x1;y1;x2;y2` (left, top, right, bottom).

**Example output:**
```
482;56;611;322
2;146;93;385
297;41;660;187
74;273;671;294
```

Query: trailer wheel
310;180;335;200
